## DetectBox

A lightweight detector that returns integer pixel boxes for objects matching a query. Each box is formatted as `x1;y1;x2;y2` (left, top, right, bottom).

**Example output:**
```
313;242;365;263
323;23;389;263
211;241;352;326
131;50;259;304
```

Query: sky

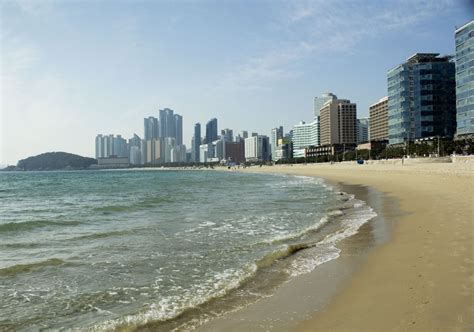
1;0;472;165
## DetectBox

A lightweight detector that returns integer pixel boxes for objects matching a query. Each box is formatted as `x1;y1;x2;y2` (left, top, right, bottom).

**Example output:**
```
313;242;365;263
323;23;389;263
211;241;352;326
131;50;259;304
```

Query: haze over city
1;0;472;165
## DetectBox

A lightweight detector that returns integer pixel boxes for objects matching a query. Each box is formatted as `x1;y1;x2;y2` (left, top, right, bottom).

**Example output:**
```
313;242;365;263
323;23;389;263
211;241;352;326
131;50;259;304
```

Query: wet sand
204;161;473;331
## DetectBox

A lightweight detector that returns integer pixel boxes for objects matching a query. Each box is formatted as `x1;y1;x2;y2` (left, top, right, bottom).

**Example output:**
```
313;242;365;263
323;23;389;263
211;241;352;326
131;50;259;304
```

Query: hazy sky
1;0;472;164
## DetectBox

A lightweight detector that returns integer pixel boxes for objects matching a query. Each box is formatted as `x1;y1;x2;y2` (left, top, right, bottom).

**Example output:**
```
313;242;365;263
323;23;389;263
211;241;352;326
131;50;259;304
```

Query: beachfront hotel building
270;126;284;161
291;120;320;158
369;97;389;141
455;20;474;138
245;135;270;162
387;53;456;145
319;98;357;146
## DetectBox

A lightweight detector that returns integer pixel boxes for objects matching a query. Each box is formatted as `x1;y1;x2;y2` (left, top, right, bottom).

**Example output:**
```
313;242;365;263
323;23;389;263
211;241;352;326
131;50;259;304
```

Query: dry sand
217;161;473;331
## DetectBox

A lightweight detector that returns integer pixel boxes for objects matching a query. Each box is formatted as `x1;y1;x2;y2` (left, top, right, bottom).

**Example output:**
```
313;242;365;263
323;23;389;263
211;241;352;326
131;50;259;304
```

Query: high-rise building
171;145;186;163
320;98;357;146
357;118;370;143
129;146;141;165
221;128;233;142
193;123;201;162
240;131;248;139
113;135;127;157
213;138;226;161
455;20;474;137
314;93;338;118
369;97;389;141
200;143;213;163
291;120;320;158
144;117;159;141
174;114;183;145
95;134;104;159
387;53;456;145
140;140;147;165
225;141;245;163
205;118;218;143
270;126;284;161
95;134;127;159
146;139;162;164
245;135;270;162
274;138;292;162
159;108;176;139
163;137;176;163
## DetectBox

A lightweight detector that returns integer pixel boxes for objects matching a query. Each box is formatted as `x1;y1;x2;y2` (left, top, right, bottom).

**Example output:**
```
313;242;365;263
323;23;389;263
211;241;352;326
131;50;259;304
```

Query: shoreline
195;178;400;332
202;162;473;331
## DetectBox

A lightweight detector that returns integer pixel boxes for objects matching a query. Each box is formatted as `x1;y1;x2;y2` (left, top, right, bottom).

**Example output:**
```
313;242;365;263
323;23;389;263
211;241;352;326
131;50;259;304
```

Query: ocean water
0;169;376;331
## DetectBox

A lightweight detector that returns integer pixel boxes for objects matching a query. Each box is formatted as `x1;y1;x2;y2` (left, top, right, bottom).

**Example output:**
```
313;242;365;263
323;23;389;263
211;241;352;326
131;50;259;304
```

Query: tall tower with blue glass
387;53;456;145
455;20;474;138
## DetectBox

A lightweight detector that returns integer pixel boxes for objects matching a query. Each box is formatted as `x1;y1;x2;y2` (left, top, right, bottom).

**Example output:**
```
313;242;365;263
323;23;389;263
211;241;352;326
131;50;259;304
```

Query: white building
213;138;226;161
163;137;176;163
270;126;283;161
245;135;270;162
292;120;320;158
200;143;215;163
171;144;187;163
129;146;141;165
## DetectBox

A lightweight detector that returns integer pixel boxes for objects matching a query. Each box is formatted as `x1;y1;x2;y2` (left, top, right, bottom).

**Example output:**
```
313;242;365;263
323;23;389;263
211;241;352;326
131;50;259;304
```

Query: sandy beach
201;159;473;331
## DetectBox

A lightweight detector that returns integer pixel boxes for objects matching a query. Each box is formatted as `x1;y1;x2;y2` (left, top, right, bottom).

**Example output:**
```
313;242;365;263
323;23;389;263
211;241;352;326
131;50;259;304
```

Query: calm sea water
0;169;375;331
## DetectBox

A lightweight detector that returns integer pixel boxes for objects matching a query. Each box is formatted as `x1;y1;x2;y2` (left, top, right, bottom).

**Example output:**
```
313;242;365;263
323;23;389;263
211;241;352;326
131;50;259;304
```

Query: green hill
16;152;97;171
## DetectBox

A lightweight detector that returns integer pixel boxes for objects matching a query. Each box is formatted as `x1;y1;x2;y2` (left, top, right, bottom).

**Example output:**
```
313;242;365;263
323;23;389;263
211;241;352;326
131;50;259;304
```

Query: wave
93;197;174;214
71;230;134;241
0;219;83;233
0;258;65;277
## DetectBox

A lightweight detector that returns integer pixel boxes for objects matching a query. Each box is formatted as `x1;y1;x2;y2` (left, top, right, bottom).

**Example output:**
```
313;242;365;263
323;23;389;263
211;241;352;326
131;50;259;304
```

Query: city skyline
2;1;472;165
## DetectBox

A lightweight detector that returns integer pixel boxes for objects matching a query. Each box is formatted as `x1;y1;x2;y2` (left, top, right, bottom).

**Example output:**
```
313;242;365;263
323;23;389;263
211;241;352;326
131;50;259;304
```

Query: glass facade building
387;53;456;145
455;20;474;137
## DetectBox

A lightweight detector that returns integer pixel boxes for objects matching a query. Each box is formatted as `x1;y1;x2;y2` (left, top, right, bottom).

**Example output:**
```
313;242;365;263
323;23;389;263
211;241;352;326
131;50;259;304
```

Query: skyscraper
174;114;183;145
314;93;338;118
387;53;456;145
159;108;176;139
357;118;370;143
205;118;218;144
193;123;201;162
244;135;270;162
369;97;389;141
221;128;233;142
455;20;474;137
95;134;104;159
113;135;127;157
144;117;159;141
270;126;284;161
319;98;357;146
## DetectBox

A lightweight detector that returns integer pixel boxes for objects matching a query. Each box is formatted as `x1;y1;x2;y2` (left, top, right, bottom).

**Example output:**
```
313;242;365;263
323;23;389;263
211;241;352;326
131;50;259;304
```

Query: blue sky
1;0;472;164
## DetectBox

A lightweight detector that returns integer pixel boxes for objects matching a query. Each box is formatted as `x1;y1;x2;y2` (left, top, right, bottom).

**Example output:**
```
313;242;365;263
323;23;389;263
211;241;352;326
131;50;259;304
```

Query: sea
0;169;376;331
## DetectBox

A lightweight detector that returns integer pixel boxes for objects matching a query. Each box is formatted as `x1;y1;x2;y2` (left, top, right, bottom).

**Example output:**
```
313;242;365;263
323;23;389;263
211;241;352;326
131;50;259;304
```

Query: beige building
319;98;357;146
146;139;162;164
369;96;389;141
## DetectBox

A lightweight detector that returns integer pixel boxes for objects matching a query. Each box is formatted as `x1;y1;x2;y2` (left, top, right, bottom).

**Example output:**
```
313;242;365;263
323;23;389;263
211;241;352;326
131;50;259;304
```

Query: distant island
3;152;98;171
